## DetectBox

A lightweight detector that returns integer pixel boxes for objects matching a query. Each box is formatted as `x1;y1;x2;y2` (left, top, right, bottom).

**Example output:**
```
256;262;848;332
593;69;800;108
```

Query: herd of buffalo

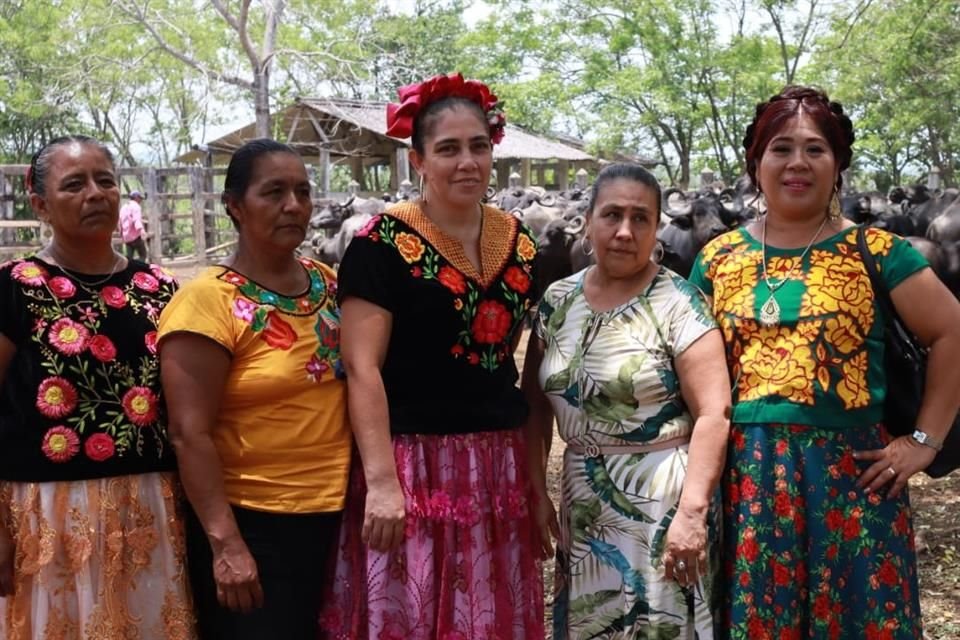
302;178;960;296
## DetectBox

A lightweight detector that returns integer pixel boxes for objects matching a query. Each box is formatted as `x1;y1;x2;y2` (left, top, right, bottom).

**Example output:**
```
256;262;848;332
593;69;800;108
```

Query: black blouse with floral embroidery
337;203;539;435
0;257;178;481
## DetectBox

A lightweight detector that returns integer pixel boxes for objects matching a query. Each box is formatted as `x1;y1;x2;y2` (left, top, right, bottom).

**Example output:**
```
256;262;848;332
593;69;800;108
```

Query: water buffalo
657;193;729;278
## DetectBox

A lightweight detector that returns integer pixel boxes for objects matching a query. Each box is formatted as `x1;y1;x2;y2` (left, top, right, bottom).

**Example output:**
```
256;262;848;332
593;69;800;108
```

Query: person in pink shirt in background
119;190;149;261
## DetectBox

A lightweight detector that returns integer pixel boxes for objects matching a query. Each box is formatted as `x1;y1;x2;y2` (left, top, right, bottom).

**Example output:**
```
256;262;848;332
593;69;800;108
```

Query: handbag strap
855;226;896;320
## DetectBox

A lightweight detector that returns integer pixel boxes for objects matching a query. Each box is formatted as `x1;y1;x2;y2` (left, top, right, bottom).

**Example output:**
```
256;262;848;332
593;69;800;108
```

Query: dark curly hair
743;86;855;192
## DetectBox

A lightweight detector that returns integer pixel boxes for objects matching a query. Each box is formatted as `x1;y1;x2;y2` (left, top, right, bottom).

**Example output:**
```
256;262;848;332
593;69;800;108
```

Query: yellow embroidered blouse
157;258;350;513
688;226;928;429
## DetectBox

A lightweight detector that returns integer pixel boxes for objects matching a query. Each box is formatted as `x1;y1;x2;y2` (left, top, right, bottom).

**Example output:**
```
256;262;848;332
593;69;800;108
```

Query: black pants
186;505;341;640
124;237;148;261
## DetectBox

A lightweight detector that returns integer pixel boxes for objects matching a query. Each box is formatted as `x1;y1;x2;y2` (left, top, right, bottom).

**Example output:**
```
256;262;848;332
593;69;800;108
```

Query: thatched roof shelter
176;97;600;193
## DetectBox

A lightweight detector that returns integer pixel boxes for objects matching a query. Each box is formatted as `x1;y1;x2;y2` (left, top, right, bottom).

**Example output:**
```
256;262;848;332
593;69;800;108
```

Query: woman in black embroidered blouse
0;136;195;638
320;73;544;639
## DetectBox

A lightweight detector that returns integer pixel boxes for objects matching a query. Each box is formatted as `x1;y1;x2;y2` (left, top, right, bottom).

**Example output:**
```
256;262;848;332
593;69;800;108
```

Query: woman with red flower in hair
321;72;543;639
0;136;193;638
158;139;350;639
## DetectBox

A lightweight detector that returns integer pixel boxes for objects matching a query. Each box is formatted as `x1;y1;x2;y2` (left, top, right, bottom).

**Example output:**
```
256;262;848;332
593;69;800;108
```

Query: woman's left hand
854;436;937;498
662;507;708;588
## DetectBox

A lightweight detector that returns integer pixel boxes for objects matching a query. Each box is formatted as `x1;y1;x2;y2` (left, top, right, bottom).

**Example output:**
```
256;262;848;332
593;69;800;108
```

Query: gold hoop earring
580;235;594;256
419;175;426;204
828;190;842;221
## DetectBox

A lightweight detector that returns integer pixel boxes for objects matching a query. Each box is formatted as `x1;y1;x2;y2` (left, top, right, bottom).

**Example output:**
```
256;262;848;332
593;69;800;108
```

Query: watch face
913;430;928;443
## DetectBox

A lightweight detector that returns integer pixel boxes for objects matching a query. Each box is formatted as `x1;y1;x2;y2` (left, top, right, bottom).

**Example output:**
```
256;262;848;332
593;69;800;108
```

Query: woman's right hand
211;538;264;613
363;477;406;552
532;488;560;559
0;525;14;597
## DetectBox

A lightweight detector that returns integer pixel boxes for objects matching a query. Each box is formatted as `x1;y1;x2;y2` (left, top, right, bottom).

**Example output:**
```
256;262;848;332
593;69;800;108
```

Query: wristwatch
911;429;944;452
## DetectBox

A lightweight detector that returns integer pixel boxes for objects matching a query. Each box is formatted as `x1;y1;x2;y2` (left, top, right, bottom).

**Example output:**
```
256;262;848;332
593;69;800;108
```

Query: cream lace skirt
0;472;196;639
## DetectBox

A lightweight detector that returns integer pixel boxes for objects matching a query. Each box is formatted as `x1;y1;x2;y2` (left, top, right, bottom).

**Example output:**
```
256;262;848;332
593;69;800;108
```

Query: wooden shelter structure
176;97;598;194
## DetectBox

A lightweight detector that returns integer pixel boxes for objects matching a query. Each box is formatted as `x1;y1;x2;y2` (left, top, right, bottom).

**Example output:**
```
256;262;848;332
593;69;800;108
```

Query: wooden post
557;160;570;190
189;166;207;262
144;168;161;262
0;169;10;245
496;159;510;190
318;148;331;196
350;157;365;191
395;147;410;190
520;159;531;187
536;164;545;186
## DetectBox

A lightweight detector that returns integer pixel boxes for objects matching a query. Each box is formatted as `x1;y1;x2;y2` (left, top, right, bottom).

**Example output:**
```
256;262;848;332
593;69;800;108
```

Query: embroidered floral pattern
0;258;178;466
218;258;343;380
363;212;537;372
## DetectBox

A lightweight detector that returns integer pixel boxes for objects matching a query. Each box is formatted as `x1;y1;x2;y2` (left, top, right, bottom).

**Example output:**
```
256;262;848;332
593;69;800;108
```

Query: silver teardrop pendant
759;294;781;328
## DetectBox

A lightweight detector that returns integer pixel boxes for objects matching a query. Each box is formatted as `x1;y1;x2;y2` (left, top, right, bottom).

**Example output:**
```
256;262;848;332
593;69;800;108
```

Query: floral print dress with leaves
688;227;929;640
535;267;720;640
0;257;195;640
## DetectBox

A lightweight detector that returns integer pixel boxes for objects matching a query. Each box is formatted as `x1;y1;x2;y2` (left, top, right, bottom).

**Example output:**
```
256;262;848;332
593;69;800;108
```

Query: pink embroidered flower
144;331;158;355
454;495;481;526
12;261;48;286
427;490;453;519
356;214;382;239
132;271;159;292
84;433;115;462
32;317;48;334
88;334;118;362
48;318;90;355
142;301;160;320
36;377;78;419
305;355;329;381
122;387;158;426
78;306;99;324
48;276;77;299
100;285;127;308
232;298;257;322
41;426;80;462
149;264;176;283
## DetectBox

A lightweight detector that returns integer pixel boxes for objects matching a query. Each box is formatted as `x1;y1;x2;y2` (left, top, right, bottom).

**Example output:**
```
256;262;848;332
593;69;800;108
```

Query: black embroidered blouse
337;203;539;435
0;257;178;481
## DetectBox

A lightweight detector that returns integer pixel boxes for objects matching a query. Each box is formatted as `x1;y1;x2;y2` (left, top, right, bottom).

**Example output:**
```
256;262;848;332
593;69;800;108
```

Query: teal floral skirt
724;423;922;640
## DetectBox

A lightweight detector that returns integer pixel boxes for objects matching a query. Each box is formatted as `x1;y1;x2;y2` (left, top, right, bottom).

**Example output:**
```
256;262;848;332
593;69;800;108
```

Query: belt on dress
566;435;691;457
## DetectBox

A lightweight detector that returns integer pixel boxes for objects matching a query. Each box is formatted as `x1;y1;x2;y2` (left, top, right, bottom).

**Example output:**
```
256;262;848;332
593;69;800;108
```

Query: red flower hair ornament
386;72;506;145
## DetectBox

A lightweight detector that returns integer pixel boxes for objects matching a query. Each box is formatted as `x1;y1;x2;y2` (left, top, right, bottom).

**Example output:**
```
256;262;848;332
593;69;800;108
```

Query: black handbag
856;226;960;477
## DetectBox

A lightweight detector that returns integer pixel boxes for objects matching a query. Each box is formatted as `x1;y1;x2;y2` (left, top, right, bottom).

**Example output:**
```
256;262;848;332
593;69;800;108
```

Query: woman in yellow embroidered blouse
688;86;960;639
158;139;350;640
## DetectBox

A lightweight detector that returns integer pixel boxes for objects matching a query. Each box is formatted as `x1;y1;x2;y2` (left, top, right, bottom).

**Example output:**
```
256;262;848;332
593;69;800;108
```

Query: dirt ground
168;264;958;639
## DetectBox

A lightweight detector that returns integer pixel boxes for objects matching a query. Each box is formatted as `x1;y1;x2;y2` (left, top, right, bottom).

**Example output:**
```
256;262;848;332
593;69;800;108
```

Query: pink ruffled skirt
320;429;544;640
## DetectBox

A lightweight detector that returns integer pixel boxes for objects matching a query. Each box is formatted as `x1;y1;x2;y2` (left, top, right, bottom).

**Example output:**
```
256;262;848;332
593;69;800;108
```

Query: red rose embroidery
88;335;118;362
438;266;467;295
772;560;791;586
144;331;158;355
503;266;531;293
84;433;115;462
877;559;899;587
825;509;844;531
450;344;465;357
842;516;861;541
100;285;127;308
467;352;480;365
261;311;296;350
122;387;158;426
132;271;159;292
739;476;757;501
48;276;76;299
471;300;511;344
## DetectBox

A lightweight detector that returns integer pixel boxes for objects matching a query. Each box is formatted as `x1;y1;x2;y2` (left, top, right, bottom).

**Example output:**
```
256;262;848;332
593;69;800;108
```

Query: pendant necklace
39;248;125;293
759;214;829;328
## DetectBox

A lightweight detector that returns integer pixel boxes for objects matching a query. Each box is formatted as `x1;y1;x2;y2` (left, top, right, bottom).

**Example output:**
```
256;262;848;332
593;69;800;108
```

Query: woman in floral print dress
688;86;960;639
0;136;195;639
320;73;543;639
524;163;732;639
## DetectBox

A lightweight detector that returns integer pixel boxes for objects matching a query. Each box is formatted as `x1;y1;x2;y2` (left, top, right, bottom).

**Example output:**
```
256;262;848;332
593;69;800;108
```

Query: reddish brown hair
744;86;855;191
